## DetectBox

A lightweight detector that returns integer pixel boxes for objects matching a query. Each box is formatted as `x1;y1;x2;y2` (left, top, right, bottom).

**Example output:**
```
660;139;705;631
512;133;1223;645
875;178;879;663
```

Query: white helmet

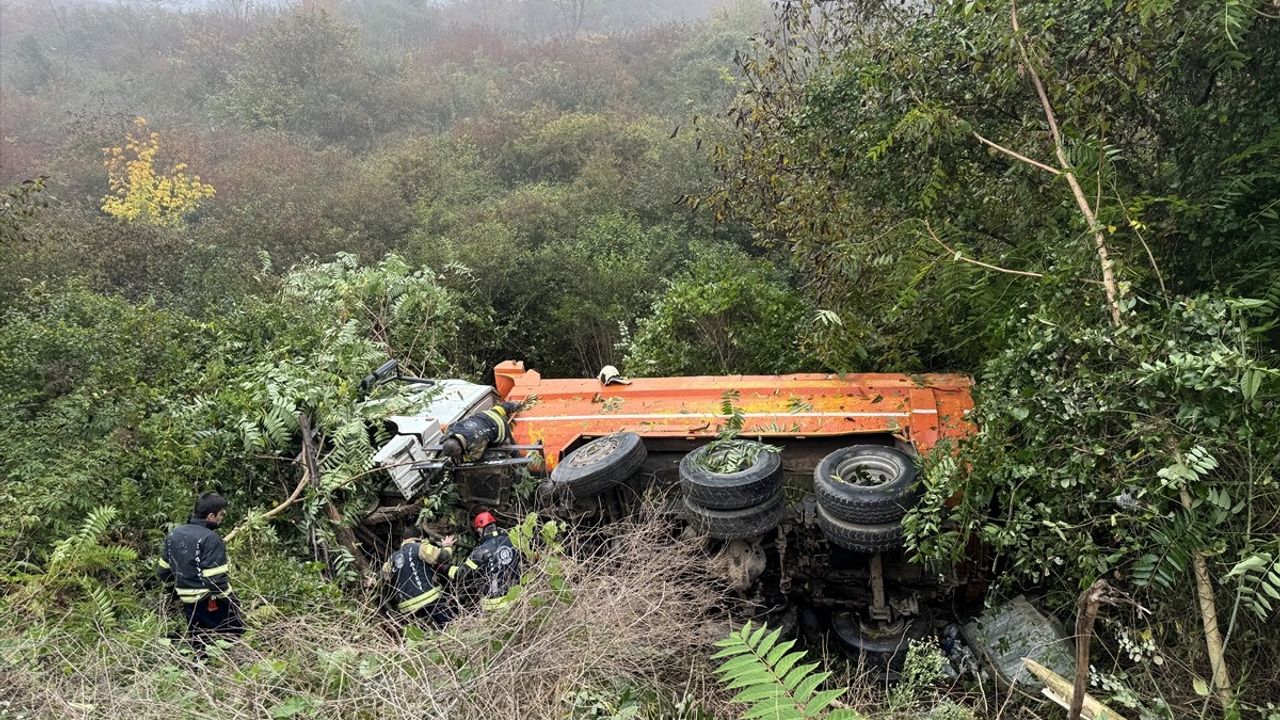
596;365;632;385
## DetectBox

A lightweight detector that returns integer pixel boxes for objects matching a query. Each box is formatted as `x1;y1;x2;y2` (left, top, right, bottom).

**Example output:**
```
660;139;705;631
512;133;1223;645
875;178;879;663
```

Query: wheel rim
567;435;621;468
832;454;900;488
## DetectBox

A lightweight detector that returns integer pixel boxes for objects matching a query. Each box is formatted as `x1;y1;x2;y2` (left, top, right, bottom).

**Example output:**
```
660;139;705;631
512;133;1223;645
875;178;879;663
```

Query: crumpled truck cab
372;379;499;499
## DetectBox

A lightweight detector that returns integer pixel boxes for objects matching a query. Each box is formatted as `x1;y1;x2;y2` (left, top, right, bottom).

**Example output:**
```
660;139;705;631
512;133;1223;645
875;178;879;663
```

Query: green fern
712;621;863;720
1226;548;1280;619
48;506;137;574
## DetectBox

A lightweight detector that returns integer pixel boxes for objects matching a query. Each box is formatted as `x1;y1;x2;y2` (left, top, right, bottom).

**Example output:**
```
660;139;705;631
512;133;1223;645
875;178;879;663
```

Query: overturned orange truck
371;360;977;666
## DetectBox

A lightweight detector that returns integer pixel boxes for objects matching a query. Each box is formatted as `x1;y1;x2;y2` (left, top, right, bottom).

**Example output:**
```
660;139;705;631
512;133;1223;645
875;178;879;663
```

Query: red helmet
473;511;497;532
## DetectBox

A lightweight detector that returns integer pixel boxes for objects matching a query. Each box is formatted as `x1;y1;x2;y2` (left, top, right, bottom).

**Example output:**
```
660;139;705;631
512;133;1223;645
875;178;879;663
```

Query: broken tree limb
1181;487;1234;707
973;132;1061;175
299;413;368;574
224;456;308;544
1071;580;1107;720
924;221;1047;278
363;503;422;526
1010;0;1123;326
1023;658;1129;720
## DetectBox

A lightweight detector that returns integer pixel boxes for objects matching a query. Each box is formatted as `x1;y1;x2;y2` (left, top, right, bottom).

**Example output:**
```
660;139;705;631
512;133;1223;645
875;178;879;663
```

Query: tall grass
2;515;734;720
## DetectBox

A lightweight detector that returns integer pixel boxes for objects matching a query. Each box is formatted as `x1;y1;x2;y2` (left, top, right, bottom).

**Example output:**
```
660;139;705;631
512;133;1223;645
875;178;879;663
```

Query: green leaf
772;650;808;680
732;685;786;704
1193;676;1210;697
744;701;804;720
268;696;319;719
1242;369;1261;401
765;638;797;666
804;688;846;716
791;670;828;701
755;626;782;659
726;669;778;690
783;663;822;691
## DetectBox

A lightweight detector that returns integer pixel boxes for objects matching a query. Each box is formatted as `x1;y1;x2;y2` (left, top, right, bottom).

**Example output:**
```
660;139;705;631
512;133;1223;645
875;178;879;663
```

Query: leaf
1242;369;1261;401
804;687;846;715
1192;676;1210;697
268;696;318;718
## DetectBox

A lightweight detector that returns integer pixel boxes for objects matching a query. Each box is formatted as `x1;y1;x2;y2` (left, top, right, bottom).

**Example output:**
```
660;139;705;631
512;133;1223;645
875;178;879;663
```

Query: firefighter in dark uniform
452;511;522;612
156;492;244;640
439;401;521;466
381;535;456;626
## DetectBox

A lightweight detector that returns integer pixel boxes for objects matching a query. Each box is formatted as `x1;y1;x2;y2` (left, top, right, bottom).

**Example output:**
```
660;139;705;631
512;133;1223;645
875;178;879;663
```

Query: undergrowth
1;514;732;720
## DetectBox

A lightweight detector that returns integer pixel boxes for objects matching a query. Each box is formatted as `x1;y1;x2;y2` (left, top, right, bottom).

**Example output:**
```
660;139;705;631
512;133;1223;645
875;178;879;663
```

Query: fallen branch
1066;580;1149;719
300;413;368;573
1023;658;1129;720
1070;581;1105;720
973;132;1061;175
224;456;308;544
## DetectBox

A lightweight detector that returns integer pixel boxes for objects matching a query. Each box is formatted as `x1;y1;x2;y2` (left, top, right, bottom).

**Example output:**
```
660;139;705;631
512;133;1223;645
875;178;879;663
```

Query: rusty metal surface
494;360;975;469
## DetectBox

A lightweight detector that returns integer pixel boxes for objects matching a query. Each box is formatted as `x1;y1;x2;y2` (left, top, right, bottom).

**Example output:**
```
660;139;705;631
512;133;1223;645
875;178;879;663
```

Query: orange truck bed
493;361;975;469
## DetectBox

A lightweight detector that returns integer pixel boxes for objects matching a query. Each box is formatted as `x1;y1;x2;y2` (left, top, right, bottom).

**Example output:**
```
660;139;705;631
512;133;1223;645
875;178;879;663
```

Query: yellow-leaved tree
101;117;215;225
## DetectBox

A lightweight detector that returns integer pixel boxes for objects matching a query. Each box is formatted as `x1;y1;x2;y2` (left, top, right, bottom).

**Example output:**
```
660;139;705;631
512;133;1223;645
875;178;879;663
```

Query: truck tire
814;445;920;524
831;612;933;670
549;432;647;498
816;503;903;553
679;442;783;510
683;492;785;540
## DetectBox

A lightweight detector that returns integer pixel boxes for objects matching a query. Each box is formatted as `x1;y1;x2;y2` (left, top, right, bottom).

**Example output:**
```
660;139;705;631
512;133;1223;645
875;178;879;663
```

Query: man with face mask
157;492;244;639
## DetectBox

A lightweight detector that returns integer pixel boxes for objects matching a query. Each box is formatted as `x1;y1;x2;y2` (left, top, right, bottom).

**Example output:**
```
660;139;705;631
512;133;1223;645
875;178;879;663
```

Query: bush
2;513;732;720
626;245;813;376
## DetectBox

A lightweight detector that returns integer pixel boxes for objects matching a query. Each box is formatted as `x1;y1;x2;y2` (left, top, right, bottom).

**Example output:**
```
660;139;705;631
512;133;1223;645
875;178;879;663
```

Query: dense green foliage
2;0;1279;715
709;0;1280;711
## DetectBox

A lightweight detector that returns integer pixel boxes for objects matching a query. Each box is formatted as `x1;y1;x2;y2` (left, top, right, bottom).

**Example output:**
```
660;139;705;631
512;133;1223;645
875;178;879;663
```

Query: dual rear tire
813;445;919;554
679;441;785;539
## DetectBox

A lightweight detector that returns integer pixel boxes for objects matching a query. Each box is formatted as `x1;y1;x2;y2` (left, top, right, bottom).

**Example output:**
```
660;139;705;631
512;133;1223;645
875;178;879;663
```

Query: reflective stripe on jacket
384;540;452;615
445;405;514;461
157;518;232;604
465;529;521;608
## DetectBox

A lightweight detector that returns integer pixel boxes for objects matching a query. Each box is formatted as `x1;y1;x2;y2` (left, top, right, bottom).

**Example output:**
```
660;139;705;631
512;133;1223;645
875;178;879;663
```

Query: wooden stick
1023;658;1129;720
300;413;368;573
224;456;308;543
973;132;1061;175
1070;580;1108;720
924;221;1046;278
1181;487;1233;706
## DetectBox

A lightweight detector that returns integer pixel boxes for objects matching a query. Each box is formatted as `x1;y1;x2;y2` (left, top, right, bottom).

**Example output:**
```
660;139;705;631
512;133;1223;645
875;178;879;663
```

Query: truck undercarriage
366;360;982;668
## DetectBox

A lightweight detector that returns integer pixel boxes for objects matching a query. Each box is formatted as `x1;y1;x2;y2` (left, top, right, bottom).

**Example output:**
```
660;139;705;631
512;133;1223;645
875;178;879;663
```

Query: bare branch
1181;487;1234;707
1011;0;1123;326
924;221;1045;278
973;132;1061;175
224;457;308;543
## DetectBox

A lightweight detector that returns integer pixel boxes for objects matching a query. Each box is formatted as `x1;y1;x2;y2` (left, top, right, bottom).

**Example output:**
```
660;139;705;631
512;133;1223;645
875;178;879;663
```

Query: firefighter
156;492;244;640
381;534;457;626
452;511;522;612
439;400;521;466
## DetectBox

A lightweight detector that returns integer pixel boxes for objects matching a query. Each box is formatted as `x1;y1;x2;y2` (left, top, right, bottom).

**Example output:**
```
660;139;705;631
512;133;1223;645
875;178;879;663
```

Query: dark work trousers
181;595;245;653
411;600;456;629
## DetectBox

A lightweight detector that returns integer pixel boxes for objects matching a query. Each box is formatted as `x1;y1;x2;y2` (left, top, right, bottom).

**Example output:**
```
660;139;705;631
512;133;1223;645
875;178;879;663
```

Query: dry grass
1;513;737;720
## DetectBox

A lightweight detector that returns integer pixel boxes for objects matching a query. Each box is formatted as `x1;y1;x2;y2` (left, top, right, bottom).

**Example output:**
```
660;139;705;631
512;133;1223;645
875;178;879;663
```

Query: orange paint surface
494;361;975;469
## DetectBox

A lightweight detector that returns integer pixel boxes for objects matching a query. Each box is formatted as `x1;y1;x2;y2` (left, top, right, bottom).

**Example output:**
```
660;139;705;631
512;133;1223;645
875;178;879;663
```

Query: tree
100;118;215;226
626;245;812;376
215;12;380;143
